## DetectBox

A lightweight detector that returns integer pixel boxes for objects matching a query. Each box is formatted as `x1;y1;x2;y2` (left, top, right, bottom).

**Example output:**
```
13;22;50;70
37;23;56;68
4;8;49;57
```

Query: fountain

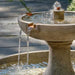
18;1;75;75
0;1;75;75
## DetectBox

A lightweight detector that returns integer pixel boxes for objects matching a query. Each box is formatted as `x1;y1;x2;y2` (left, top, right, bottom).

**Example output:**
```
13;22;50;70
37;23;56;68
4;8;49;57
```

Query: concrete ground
0;0;74;59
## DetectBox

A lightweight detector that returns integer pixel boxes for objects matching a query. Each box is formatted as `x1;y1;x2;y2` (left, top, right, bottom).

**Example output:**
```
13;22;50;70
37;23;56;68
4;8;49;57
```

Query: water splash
53;1;61;10
0;62;75;75
0;62;47;75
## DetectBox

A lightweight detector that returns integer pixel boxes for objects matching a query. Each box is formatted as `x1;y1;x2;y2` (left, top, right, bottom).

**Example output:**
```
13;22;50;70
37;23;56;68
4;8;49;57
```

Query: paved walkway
0;0;26;17
0;0;74;59
0;0;49;58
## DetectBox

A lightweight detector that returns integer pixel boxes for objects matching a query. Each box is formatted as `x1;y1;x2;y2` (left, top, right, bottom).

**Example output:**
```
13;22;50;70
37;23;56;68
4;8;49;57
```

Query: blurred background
0;0;75;59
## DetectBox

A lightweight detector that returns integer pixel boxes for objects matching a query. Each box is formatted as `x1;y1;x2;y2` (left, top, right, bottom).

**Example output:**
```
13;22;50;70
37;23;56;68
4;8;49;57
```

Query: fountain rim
0;50;75;69
0;50;74;60
0;50;49;60
0;50;49;69
0;50;74;62
18;11;75;26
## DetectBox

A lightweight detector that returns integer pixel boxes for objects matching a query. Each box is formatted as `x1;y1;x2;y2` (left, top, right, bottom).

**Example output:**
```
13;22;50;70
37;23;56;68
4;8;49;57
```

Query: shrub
67;0;75;11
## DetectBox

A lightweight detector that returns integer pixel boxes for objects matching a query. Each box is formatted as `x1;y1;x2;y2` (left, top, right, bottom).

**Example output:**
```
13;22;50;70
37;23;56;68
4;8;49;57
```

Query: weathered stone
43;41;74;75
18;11;75;75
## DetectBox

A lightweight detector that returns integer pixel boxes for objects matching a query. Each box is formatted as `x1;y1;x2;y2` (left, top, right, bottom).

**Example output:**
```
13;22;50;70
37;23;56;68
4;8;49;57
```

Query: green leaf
20;0;31;13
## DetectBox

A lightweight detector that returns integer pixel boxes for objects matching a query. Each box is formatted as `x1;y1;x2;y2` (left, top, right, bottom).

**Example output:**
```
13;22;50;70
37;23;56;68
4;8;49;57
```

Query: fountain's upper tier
18;11;75;41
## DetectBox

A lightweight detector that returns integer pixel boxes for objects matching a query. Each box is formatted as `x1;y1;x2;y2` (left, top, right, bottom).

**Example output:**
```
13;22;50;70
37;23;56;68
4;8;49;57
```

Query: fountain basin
0;50;75;69
18;11;75;41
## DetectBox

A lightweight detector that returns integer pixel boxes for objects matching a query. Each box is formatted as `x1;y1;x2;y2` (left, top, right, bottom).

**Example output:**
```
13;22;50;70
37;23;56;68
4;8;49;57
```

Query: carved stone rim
18;11;75;26
0;50;75;69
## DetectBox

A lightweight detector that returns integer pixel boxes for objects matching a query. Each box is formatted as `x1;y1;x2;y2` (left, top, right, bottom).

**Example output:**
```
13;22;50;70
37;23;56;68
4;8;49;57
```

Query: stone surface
43;41;75;75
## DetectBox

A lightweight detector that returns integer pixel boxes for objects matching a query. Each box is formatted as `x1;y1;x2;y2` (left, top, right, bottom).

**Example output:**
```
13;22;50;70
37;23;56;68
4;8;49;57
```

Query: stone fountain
18;9;75;75
18;1;75;75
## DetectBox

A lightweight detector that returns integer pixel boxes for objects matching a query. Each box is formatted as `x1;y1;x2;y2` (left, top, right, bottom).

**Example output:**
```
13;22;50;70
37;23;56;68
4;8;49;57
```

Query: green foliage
67;0;75;11
7;0;31;13
69;0;72;3
8;0;13;2
20;0;31;13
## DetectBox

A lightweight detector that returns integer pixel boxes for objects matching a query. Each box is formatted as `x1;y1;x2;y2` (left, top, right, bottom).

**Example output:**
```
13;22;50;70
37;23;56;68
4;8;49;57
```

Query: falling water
18;26;32;65
27;25;34;65
26;27;30;65
18;30;22;66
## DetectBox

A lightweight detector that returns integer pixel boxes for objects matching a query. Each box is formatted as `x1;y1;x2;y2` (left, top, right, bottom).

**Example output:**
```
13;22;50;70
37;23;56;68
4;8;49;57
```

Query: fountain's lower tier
0;50;75;75
18;11;75;75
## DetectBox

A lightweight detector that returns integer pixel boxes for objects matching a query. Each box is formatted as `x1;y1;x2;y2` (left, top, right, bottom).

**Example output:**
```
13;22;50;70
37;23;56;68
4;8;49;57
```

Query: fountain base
43;41;75;75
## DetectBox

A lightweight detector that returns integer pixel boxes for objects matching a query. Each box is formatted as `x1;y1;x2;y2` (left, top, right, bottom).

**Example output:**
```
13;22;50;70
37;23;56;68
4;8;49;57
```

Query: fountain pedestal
43;41;74;75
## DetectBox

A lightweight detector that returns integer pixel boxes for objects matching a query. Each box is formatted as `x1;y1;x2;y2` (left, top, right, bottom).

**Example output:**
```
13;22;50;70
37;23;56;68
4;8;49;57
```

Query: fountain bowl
18;11;75;41
18;11;75;75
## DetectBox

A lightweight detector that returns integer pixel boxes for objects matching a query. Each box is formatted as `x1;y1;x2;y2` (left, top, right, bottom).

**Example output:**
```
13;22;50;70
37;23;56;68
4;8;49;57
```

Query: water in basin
23;12;75;24
0;62;47;75
23;1;75;24
0;62;75;75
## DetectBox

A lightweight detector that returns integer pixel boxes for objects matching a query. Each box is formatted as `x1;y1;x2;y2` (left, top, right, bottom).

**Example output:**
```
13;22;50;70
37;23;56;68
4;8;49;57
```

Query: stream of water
18;25;32;65
18;30;22;66
26;27;30;65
